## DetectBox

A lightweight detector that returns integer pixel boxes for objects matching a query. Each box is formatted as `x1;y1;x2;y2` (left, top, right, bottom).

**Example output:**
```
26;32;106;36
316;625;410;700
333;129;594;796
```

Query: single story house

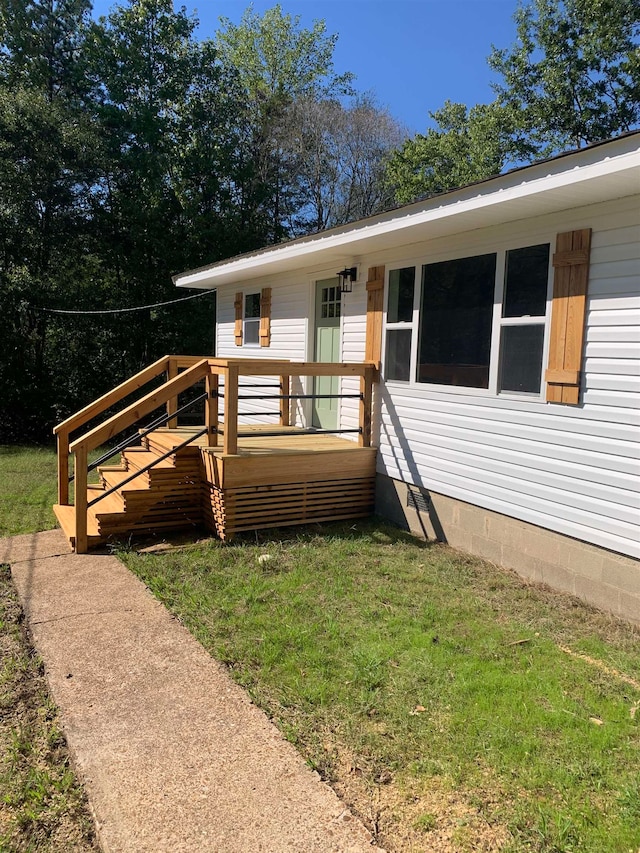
174;132;640;623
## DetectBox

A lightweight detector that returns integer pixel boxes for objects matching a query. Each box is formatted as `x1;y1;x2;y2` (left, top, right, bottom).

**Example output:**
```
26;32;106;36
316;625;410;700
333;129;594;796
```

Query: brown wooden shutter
545;229;592;405
259;287;271;347
365;265;385;367
234;292;243;346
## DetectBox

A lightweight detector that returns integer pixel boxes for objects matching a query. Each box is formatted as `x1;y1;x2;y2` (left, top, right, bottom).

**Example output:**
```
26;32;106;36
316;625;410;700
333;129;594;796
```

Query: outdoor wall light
337;266;358;293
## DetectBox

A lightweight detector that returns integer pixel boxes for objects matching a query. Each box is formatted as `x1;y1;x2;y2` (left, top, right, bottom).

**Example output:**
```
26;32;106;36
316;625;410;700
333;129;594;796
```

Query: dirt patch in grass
328;741;511;852
0;563;97;852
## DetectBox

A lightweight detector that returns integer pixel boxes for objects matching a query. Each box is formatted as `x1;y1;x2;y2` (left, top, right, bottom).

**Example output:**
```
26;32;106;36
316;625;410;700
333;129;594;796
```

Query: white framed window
243;292;261;346
384;266;417;382
383;241;552;397
496;244;550;394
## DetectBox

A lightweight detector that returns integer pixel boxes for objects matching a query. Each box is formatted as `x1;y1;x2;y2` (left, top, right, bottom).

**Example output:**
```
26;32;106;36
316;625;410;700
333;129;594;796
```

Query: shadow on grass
115;516;436;556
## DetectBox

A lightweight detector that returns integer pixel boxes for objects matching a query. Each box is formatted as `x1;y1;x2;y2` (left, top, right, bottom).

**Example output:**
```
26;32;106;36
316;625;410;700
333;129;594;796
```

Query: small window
386;329;412;381
319;285;341;320
387;267;415;323
499;325;545;392
244;293;261;346
498;244;550;394
418;253;496;388
384;267;415;381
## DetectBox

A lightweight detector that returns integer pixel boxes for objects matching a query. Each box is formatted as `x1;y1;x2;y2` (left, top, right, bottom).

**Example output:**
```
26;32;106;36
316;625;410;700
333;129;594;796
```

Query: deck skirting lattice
203;477;375;539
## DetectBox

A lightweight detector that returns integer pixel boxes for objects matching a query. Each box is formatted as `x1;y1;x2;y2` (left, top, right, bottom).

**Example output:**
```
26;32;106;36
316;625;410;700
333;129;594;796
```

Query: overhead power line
29;289;214;316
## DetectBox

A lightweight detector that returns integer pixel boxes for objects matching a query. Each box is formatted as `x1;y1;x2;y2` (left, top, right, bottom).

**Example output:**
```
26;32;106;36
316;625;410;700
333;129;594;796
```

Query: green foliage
216;3;354;105
386;100;514;204
489;0;640;155
0;1;376;440
215;4;357;241
387;0;640;203
0;1;102;439
0;0;264;440
84;0;248;366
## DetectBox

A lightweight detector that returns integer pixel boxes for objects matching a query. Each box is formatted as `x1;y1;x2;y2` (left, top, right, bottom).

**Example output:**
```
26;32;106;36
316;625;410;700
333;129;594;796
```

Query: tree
0;0;100;439
215;4;354;241
385;100;514;204
489;0;640;155
385;0;640;205
331;96;406;225
284;95;405;233
0;0;259;440
85;0;251;368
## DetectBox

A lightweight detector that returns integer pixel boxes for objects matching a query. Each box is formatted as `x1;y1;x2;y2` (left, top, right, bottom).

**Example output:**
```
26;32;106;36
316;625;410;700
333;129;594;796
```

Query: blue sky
90;0;522;133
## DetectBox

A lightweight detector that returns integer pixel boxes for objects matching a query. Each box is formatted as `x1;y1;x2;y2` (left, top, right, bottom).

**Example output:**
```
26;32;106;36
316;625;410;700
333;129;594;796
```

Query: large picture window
384;242;551;395
418;253;496;389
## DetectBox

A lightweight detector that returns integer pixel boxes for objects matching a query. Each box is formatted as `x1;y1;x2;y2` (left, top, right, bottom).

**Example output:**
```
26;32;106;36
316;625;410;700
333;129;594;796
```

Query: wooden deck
152;426;377;540
53;356;378;552
55;425;376;548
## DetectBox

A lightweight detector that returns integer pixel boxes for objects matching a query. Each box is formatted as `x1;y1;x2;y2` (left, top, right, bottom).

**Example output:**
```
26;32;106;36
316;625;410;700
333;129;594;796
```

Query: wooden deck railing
207;358;377;454
54;356;377;552
53;355;207;505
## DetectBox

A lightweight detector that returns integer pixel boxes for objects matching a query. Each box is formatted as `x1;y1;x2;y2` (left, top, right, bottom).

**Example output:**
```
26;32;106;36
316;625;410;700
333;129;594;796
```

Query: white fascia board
175;141;640;290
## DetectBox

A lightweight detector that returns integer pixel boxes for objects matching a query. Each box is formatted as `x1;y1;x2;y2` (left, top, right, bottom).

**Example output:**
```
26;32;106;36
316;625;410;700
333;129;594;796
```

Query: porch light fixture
337;266;358;293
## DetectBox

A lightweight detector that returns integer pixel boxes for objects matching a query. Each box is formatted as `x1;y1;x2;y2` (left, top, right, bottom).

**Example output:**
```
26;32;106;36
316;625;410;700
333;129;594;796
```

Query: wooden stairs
54;436;205;551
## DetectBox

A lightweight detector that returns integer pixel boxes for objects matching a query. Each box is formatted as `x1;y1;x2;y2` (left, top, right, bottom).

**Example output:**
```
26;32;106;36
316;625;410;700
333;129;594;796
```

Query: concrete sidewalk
1;530;381;853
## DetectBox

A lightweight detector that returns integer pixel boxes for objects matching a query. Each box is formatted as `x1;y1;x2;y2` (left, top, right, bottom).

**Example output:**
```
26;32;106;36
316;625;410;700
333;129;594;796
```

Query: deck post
74;444;88;554
359;365;374;447
57;429;70;505
205;369;219;447
223;364;239;455
166;357;178;429
280;373;290;426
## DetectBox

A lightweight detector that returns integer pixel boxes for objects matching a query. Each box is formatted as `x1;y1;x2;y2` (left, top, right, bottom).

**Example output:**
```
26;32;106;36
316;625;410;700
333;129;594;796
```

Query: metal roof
174;131;640;289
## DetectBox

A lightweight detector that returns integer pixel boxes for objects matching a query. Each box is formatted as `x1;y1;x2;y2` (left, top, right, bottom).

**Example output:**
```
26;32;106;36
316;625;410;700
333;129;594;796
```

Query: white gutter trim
175;145;640;289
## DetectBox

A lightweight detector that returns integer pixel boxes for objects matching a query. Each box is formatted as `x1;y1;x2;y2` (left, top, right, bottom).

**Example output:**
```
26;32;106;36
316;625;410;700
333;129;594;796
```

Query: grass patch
0;444;119;538
121;522;640;853
0;563;96;851
0;446;59;537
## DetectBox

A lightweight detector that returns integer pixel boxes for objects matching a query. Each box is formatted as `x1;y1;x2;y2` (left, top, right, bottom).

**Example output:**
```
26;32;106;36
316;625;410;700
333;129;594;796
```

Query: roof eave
174;133;640;290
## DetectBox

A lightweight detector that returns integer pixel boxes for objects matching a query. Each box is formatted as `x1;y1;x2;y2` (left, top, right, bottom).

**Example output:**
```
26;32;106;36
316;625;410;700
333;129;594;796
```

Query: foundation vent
407;486;430;513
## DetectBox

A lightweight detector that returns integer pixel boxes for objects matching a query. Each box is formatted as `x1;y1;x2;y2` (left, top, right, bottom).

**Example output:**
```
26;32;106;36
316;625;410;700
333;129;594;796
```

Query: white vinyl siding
216;276;309;426
376;199;640;559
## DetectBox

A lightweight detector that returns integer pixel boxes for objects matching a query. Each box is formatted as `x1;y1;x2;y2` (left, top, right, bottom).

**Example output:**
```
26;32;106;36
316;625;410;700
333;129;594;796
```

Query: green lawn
122;527;640;853
0;444;115;538
0;445;59;537
2;444;639;852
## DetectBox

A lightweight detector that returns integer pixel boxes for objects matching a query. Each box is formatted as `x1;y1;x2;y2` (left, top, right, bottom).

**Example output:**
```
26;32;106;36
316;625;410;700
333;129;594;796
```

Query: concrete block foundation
375;474;640;625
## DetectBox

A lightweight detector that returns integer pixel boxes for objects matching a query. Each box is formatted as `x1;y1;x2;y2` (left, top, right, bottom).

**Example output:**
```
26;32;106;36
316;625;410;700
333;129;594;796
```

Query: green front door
313;279;341;429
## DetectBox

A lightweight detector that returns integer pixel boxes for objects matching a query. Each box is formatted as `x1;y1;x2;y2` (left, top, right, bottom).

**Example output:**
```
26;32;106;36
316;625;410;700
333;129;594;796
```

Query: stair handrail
70;358;211;553
53;354;207;505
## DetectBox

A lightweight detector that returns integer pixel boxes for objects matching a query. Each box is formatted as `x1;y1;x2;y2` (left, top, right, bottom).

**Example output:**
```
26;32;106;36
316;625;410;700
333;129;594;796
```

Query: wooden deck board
149;425;368;456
